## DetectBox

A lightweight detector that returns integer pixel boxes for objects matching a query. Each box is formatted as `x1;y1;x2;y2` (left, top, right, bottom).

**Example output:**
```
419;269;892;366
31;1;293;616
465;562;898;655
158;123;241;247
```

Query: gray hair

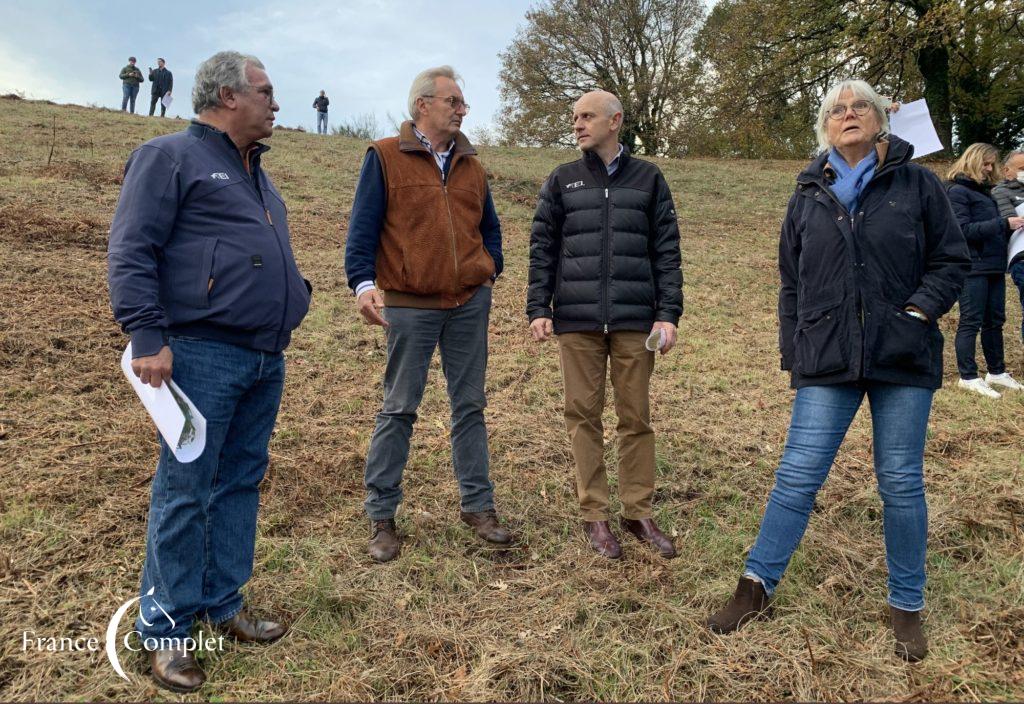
814;79;891;153
192;51;265;114
407;65;461;121
1003;150;1024;168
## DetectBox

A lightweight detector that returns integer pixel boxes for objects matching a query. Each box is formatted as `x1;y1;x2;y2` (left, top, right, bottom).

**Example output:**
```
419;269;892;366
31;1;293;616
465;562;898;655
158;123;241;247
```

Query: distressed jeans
136;337;284;639
363;286;495;520
744;382;933;611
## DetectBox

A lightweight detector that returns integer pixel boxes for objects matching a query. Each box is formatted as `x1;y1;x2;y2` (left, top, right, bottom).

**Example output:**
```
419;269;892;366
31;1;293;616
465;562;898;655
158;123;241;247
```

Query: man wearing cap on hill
108;50;311;692
344;64;511;563
527;90;683;561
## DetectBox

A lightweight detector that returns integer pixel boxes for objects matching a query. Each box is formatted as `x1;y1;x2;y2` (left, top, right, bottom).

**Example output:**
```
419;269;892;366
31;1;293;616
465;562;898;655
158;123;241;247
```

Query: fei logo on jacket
564;180;585;190
210;172;230;180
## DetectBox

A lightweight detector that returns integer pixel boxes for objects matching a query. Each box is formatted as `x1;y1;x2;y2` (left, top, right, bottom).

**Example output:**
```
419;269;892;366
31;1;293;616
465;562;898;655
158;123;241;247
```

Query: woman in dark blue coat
706;80;969;662
947;143;1024;398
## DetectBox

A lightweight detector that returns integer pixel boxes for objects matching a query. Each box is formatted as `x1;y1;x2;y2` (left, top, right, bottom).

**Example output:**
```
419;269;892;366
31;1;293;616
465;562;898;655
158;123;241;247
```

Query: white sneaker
985;372;1024;391
958;377;1001;398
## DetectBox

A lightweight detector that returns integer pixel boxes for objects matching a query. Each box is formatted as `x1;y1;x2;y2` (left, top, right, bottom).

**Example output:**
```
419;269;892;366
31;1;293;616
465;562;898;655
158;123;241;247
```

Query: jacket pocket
794;304;849;376
873;304;931;373
163;237;218;309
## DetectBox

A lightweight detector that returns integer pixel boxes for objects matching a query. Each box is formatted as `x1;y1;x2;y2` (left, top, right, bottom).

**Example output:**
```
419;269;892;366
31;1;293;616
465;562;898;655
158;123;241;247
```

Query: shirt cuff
354;280;376;298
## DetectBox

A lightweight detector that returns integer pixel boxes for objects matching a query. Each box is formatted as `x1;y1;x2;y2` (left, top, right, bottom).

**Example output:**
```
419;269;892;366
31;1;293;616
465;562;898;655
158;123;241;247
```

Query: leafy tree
497;0;705;155
688;0;1023;157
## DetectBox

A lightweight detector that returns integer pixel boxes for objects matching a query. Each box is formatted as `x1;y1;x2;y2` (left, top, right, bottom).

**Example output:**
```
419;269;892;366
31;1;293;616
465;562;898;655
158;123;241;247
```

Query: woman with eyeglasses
947;144;1024;397
705;79;969;662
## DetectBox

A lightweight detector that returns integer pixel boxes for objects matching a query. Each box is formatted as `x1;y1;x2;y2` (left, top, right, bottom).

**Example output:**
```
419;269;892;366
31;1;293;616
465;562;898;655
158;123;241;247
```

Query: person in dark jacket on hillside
148;57;173;116
947;143;1024;397
313;90;329;134
109;51;310;692
527;90;683;561
991;150;1024;347
705;79;969;663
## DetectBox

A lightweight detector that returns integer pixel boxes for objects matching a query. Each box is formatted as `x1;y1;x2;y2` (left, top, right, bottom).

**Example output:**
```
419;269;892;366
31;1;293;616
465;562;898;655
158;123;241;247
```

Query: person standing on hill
108;51;311;693
148;57;173;116
313;90;329;134
991;150;1024;348
705;79;969;663
526;90;683;561
119;56;143;113
946;143;1024;398
344;65;512;563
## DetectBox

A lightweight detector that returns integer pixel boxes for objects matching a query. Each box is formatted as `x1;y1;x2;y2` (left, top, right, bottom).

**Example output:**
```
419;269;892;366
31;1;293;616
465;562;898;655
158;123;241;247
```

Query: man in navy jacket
108;51;310;693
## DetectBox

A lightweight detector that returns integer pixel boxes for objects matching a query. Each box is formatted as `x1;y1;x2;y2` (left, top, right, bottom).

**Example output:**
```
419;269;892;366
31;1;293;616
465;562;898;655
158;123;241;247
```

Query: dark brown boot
460;510;512;544
583;520;622;559
215;609;287;643
890;606;928;662
706;577;773;633
369;518;401;562
621;517;677;559
148;648;205;693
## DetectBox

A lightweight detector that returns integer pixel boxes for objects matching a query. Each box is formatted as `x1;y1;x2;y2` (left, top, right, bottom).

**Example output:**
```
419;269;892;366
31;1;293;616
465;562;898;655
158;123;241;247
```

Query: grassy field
0;95;1022;701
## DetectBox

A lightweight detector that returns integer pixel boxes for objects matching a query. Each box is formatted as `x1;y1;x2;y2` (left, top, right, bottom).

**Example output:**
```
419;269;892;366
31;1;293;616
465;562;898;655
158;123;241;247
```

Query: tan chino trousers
558;331;656;521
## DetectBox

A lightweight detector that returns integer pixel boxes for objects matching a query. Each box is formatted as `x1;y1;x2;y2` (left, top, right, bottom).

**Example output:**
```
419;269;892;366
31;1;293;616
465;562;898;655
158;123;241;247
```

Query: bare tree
497;0;705;155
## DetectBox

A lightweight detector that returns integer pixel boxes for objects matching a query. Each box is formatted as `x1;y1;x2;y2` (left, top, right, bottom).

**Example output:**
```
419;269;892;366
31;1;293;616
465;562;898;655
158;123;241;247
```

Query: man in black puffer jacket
527;90;682;561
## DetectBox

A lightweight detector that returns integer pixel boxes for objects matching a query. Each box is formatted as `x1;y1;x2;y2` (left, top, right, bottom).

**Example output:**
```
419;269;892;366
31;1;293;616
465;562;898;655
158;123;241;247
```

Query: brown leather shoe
148;648;205;693
621;517;677;558
369;518;401;562
583;520;622;559
706;576;773;634
215;609;287;643
460;510;512;544
891;606;928;662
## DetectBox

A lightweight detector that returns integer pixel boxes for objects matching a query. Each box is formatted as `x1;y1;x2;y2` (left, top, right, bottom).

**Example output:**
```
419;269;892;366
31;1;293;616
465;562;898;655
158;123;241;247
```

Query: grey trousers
363;286;495;520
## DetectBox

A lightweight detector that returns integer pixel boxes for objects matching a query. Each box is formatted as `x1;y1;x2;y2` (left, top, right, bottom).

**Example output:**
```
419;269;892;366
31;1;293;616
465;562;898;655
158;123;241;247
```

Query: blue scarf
828;147;878;214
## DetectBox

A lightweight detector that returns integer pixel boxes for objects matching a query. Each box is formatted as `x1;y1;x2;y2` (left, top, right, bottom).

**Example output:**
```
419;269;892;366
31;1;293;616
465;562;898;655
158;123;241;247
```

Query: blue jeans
316;111;328;134
1011;261;1024;345
136;337;285;639
363;286;495;520
744;382;933;611
955;273;1006;379
121;83;139;112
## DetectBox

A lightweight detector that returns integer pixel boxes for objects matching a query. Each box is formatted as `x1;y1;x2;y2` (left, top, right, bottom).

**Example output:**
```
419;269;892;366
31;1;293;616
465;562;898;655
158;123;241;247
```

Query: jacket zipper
440;155;461;305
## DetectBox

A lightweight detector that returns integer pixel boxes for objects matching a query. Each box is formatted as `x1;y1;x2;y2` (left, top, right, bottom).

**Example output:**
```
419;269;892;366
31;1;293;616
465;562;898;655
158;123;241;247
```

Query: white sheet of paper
120;343;206;463
1009;228;1024;267
887;99;944;158
161;93;173;109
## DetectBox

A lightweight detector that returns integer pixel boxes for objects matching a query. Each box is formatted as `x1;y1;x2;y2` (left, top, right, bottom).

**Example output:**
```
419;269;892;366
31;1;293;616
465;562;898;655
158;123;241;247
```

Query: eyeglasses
827;100;872;120
424;95;470;112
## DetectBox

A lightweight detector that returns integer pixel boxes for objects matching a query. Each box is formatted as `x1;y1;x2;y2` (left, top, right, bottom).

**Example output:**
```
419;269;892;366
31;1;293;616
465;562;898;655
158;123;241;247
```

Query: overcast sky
0;0;535;135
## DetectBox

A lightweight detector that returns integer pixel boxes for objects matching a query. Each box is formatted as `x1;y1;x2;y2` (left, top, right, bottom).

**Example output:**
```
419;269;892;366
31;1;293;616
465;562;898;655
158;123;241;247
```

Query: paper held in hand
645;328;666;352
887;99;944;158
161;93;173;109
120;343;206;463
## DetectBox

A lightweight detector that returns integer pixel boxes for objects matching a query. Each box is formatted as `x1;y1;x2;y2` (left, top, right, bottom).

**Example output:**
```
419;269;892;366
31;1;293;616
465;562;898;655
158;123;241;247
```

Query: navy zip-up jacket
108;121;312;358
779;136;969;390
946;176;1012;275
344;148;503;292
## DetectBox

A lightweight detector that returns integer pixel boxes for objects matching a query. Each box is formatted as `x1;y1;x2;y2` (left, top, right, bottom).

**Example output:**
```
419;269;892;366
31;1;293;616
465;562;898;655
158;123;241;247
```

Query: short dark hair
129;56;136;62
158;57;165;63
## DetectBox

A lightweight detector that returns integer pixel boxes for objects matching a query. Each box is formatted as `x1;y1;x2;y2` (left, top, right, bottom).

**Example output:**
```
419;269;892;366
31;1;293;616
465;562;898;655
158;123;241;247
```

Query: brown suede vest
369;121;495;309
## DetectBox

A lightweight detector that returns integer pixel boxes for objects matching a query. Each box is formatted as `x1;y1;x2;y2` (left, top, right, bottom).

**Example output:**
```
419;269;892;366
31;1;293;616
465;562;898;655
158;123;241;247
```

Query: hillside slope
0;97;1022;701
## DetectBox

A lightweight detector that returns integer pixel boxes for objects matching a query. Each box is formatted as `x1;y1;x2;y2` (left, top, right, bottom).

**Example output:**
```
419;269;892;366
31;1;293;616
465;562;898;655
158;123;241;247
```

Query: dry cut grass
0;96;1022;701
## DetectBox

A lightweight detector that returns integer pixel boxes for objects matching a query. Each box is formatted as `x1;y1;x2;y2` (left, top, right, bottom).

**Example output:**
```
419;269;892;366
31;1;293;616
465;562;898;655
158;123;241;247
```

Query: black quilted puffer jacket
526;147;683;334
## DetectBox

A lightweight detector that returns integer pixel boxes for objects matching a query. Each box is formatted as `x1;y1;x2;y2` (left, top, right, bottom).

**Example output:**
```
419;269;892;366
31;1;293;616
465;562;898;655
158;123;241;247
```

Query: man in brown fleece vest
344;65;512;562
